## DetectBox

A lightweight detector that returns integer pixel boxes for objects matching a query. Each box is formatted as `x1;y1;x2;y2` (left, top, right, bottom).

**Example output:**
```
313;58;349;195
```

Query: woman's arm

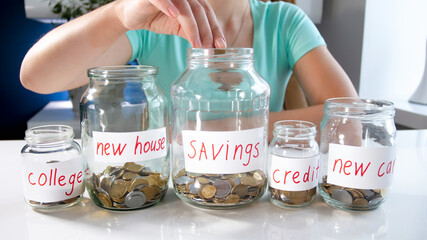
268;45;358;140
20;0;226;94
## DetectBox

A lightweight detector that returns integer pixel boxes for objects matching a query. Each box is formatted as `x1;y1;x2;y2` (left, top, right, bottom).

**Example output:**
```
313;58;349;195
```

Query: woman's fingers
198;0;227;48
172;0;202;47
148;0;180;18
188;0;213;48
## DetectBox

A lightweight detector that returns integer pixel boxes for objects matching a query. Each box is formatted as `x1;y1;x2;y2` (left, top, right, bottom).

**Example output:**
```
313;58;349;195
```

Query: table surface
1;130;426;240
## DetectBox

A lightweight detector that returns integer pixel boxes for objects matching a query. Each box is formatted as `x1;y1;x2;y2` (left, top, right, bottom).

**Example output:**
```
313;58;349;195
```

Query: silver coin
125;191;146;208
175;176;194;185
232;177;241;185
331;189;353;204
368;197;383;205
212;179;232;198
188;182;201;195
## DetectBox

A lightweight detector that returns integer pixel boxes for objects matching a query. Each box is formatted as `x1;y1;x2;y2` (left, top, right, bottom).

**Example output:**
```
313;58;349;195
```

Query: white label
23;158;85;202
93;128;167;163
268;154;320;191
182;127;265;174
327;143;397;189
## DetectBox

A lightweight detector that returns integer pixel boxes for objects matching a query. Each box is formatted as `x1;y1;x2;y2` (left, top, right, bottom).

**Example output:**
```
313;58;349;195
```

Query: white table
1;130;426;239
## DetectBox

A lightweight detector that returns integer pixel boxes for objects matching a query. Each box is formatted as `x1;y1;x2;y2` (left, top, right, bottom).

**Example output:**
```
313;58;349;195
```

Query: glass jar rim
25;125;74;145
88;65;158;79
324;97;395;118
188;48;254;63
273;120;317;139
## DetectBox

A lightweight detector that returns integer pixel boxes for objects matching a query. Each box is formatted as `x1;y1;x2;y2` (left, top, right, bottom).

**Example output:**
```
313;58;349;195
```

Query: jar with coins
21;125;84;210
319;97;396;210
268;120;319;208
81;66;169;210
171;48;270;208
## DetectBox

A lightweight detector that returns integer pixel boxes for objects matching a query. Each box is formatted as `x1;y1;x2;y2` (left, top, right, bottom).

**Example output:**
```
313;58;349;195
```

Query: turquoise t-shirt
126;0;325;112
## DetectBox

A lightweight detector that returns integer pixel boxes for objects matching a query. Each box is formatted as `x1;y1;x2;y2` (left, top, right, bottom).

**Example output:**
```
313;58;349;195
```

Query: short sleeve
126;30;143;62
282;4;326;69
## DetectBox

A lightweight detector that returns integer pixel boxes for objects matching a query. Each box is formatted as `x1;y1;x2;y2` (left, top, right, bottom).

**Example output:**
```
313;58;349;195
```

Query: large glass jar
21;125;84;211
319;97;396;210
81;66;169;210
268;120;319;208
171;48;270;208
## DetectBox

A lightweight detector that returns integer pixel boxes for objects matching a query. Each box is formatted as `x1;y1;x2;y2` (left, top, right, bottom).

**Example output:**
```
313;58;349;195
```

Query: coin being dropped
125;191;146;208
212;179;232;198
331;189;353;204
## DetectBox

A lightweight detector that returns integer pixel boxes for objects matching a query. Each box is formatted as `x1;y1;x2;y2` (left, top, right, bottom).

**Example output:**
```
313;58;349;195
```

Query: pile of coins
87;162;168;210
320;176;386;209
269;187;316;207
173;168;266;207
28;196;82;208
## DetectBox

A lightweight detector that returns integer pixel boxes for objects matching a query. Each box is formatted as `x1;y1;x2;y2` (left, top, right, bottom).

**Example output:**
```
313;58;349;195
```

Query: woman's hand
115;0;226;48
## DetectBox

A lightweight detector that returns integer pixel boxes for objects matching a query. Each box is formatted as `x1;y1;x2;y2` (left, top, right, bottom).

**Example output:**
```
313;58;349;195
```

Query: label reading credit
269;154;320;191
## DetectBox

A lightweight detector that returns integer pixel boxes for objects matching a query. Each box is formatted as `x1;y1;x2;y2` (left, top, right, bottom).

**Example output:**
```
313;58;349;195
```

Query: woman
20;0;357;138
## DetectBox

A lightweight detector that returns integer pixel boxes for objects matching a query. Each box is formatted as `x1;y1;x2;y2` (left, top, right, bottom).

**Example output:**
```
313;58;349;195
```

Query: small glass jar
171;48;270;209
21;125;84;210
319;97;396;210
81;65;169;210
268;120;319;208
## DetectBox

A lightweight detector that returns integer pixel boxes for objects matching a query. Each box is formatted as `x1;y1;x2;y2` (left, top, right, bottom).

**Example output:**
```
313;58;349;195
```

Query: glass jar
268;120;319;208
21;125;84;210
171;48;270;208
81;65;169;210
319;97;396;210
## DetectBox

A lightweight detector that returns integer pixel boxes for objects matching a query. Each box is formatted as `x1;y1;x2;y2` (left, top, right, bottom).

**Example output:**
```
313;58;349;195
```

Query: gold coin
129;177;149;191
196;177;210;185
146;175;161;187
140;186;157;201
122;172;139;181
176;168;187;178
232;184;248;197
201;185;216;199
240;176;259;187
100;176;111;192
252;170;264;182
111;196;126;203
110;180;128;199
290;191;307;204
353;198;369;206
98;192;112;207
114;169;125;179
63;196;79;204
124;162;144;173
224;194;240;204
103;166;114;175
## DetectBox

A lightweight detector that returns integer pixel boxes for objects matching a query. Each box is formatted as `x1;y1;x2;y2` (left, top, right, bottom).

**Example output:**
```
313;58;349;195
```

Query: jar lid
324;97;395;119
25;125;74;145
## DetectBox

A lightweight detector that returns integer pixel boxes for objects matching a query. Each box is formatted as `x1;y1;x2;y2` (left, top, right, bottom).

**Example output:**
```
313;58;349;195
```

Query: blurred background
1;0;426;139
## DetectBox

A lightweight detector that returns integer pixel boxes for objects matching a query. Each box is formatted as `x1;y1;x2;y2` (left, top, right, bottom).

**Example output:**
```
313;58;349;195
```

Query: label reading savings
182;127;265;174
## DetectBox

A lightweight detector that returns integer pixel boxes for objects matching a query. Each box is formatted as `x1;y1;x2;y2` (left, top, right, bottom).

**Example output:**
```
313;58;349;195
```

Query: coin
125;191;146;208
98;192;112;207
201;185;216;199
124;162;144;173
224;194;240;204
175;176;194;185
232;184;249;197
110;179;129;199
240;176;259;187
352;198;369;206
140;186;157;202
212;179;232;198
331;189;353;204
122;172;139;181
129;176;149;191
196;177;210;185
